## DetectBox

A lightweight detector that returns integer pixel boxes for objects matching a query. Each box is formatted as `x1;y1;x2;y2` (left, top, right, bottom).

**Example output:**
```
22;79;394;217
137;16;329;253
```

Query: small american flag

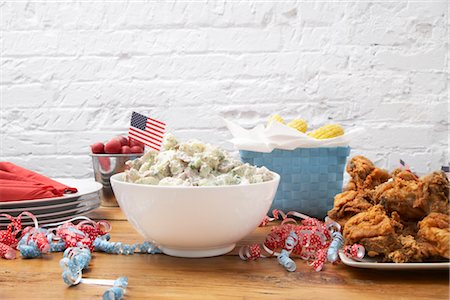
128;112;166;151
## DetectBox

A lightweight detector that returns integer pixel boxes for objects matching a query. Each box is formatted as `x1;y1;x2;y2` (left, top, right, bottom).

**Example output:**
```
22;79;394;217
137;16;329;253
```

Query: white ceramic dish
111;172;280;258
2;194;99;213
0;178;102;207
339;251;450;270
0;179;102;228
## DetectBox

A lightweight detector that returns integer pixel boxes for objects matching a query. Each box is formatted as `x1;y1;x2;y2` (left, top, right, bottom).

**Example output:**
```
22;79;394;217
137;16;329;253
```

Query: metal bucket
91;154;142;207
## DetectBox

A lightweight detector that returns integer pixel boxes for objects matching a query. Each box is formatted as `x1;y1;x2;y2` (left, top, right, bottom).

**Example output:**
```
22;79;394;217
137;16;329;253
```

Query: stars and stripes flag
128;112;166;151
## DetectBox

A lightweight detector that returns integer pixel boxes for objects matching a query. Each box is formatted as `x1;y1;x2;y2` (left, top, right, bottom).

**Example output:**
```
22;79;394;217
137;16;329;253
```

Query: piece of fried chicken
417;212;450;259
327;190;373;228
373;170;449;220
345;156;390;192
327;156;389;228
343;205;402;257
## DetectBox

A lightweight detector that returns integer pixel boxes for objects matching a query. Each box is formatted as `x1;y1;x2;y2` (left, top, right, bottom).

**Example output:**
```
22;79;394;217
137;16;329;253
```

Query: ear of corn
287;119;308;133
267;114;285;126
307;124;344;139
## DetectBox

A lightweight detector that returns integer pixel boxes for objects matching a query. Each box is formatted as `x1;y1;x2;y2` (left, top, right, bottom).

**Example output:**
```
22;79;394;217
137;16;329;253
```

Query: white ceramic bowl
110;172;280;258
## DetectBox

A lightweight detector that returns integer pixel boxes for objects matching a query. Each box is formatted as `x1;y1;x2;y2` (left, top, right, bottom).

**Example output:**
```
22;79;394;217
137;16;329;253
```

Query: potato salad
124;134;273;186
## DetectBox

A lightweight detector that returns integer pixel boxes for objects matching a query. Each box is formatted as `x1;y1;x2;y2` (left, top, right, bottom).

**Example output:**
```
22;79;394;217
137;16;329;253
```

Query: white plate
0;202;100;222
0;178;102;207
0;178;102;228
2;194;99;214
0;203;100;227
339;251;450;270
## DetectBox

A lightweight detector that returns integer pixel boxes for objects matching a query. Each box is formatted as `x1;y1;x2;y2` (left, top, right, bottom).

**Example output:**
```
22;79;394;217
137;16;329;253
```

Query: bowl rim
110;171;280;190
90;153;143;157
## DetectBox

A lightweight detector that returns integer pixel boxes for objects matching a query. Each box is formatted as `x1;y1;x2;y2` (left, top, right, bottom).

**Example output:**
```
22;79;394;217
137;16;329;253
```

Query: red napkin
0;162;78;202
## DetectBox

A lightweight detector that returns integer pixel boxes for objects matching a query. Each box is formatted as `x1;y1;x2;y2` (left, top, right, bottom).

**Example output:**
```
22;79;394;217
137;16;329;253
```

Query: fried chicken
327;156;389;228
328;155;450;263
373;170;449;220
387;235;424;263
343;205;402;257
327;190;373;228
417;172;450;216
345;156;390;191
343;205;427;262
417;213;450;259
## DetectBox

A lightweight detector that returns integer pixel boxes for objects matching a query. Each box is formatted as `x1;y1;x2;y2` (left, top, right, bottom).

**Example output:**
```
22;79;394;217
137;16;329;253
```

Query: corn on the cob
287;119;308;133
307;124;344;139
267;114;285;126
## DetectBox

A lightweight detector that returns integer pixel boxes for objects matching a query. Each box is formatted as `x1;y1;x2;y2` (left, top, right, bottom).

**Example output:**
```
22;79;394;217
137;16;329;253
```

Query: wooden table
1;207;448;299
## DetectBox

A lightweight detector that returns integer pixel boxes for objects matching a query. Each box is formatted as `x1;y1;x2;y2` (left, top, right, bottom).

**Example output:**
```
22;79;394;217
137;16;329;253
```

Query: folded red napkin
0;162;78;202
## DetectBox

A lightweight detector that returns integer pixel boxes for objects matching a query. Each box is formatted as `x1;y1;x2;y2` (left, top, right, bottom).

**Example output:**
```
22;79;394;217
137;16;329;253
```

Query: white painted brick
368;102;448;124
2;156;93;178
410;72;447;95
0;1;448;178
3;108;102;132
281;27;330;51
206;28;281;52
373;47;446;71
1;84;54;107
362;126;435;149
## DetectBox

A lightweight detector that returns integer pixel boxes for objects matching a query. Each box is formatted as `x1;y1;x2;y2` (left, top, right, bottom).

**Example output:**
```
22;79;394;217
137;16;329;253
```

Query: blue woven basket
240;147;350;218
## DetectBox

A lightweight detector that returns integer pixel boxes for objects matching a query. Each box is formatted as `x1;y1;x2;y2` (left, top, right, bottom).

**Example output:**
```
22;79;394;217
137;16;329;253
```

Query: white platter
339;251;450;270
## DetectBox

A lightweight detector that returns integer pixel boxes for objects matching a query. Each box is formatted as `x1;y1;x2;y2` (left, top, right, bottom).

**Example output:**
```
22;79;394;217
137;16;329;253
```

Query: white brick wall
1;1;448;178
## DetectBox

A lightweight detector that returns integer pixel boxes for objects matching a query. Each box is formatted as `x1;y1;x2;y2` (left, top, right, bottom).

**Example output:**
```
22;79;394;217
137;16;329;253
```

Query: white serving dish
110;172;280;258
339;251;450;270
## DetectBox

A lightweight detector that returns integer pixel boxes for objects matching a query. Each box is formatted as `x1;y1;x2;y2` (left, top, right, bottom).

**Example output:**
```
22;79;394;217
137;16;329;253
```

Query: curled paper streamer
241;210;335;272
103;277;128;300
344;244;365;260
0;242;16;259
277;231;298;272
60;246;92;286
94;237;161;255
1;211;48;259
326;231;344;263
278;249;296;272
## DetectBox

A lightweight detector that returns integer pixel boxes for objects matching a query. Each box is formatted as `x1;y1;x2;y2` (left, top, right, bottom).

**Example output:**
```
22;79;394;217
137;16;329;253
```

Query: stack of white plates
0;179;102;228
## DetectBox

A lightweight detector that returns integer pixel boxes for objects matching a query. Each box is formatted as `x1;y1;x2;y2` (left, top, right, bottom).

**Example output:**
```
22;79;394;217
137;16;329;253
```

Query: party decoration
240;210;345;272
128;111;166;151
103;277;128;300
277;231;298;272
343;244;365;260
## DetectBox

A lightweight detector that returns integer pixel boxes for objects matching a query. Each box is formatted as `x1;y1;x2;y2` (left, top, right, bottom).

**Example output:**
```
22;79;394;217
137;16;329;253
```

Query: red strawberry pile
91;135;144;154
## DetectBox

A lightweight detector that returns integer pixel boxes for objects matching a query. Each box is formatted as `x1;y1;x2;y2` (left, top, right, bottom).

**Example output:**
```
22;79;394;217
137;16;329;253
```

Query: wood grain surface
0;207;448;299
